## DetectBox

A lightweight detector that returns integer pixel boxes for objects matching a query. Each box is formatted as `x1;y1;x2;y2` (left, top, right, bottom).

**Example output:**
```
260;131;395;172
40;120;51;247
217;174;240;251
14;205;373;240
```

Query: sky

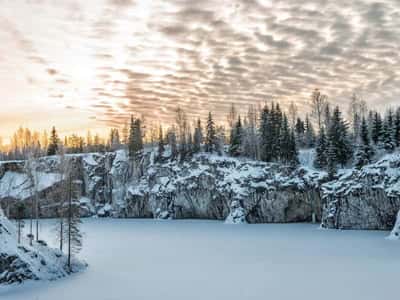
0;0;400;141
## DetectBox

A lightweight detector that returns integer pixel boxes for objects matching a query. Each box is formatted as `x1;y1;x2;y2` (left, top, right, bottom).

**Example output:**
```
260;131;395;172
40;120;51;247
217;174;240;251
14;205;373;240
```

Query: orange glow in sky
1;0;400;142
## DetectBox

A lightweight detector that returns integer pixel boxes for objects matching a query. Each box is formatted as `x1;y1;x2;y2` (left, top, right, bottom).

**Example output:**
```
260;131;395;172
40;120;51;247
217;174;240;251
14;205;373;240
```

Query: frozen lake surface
1;219;399;300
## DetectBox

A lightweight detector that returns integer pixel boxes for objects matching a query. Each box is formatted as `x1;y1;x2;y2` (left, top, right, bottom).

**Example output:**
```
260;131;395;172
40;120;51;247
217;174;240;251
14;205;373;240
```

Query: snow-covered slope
0;171;61;200
0;209;86;285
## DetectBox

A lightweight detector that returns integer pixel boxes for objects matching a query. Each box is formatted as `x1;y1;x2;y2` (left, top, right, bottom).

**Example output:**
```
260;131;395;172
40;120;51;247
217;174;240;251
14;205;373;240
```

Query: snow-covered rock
225;200;247;224
321;153;400;230
136;154;325;223
387;210;400;240
0;209;86;285
2;150;400;231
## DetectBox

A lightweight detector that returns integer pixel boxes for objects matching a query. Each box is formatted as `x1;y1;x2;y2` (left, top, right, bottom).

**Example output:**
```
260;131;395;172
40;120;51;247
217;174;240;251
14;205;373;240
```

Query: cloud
47;68;58;76
1;0;400;133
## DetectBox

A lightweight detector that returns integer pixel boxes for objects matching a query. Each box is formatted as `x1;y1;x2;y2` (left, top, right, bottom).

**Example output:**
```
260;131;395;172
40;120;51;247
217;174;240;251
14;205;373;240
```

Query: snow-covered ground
1;219;399;300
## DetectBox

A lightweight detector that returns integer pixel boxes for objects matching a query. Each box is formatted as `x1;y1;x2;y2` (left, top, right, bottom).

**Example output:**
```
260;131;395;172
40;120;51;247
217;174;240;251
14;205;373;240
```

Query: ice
1;219;398;300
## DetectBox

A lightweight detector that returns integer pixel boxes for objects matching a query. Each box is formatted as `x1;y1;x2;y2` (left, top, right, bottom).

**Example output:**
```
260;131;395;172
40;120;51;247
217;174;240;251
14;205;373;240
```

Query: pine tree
295;117;305;148
193;118;203;153
314;127;328;169
187;132;194;158
109;128;121;151
327;106;353;167
47;126;59;156
121;121;129;145
205;112;216;153
288;129;299;166
279;116;298;165
128;116;143;161
229;116;243;157
381;109;396;152
128;116;135;159
168;128;178;160
157;125;165;160
355;117;374;168
66;175;82;271
15;202;26;244
371;111;383;145
179;130;188;162
279;115;290;162
271;103;283;159
259;105;273;162
395;108;400;147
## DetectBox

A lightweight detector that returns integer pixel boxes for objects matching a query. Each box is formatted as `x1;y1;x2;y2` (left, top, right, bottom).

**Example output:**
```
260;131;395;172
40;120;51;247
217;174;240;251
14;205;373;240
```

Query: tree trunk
68;176;72;270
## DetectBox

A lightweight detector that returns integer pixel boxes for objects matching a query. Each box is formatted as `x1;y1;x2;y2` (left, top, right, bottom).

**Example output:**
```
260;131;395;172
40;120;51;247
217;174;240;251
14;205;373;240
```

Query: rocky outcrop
2;150;400;231
0;154;113;218
0;209;86;285
321;153;400;230
112;154;325;224
225;201;247;224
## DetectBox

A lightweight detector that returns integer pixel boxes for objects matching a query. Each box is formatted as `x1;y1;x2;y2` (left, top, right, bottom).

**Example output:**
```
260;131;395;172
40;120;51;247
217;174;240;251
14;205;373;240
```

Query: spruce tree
205;112;216;153
128;117;143;161
193;118;203;153
279;115;290;162
382;109;396;152
295;117;305;147
327;106;353;167
157;125;165;160
355;117;374;168
179;130;188;162
128;116;135;159
66;176;82;271
382;120;395;152
314;127;328;169
395;108;400;147
229;116;243;157
271;103;283;159
371;112;383;145
168;128;178;160
187;132;194;158
47;126;59;156
259;105;272;162
288;129;299;166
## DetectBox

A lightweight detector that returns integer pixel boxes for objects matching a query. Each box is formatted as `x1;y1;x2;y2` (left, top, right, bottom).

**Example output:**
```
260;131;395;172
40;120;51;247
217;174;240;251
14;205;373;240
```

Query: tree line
2;89;400;176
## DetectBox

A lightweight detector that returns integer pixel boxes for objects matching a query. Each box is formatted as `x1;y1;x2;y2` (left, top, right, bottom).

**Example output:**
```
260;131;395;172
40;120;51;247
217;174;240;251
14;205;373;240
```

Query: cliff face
321;153;400;230
120;154;325;224
1;150;400;231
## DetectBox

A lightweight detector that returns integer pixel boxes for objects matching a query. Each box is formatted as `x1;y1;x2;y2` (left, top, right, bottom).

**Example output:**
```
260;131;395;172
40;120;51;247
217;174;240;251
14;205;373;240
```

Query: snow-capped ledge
0;210;87;285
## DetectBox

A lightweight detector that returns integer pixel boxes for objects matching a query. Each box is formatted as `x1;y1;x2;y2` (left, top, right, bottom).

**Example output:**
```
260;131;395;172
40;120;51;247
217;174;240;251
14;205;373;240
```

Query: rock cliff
1;150;400;231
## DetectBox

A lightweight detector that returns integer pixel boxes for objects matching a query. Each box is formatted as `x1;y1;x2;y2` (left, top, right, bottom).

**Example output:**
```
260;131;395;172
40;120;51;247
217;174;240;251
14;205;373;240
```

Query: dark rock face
321;154;400;230
1;150;400;230
125;155;324;224
0;253;36;284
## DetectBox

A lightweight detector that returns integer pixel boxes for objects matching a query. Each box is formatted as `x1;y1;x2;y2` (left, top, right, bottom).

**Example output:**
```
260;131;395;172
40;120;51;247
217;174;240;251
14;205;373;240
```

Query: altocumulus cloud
0;0;399;128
